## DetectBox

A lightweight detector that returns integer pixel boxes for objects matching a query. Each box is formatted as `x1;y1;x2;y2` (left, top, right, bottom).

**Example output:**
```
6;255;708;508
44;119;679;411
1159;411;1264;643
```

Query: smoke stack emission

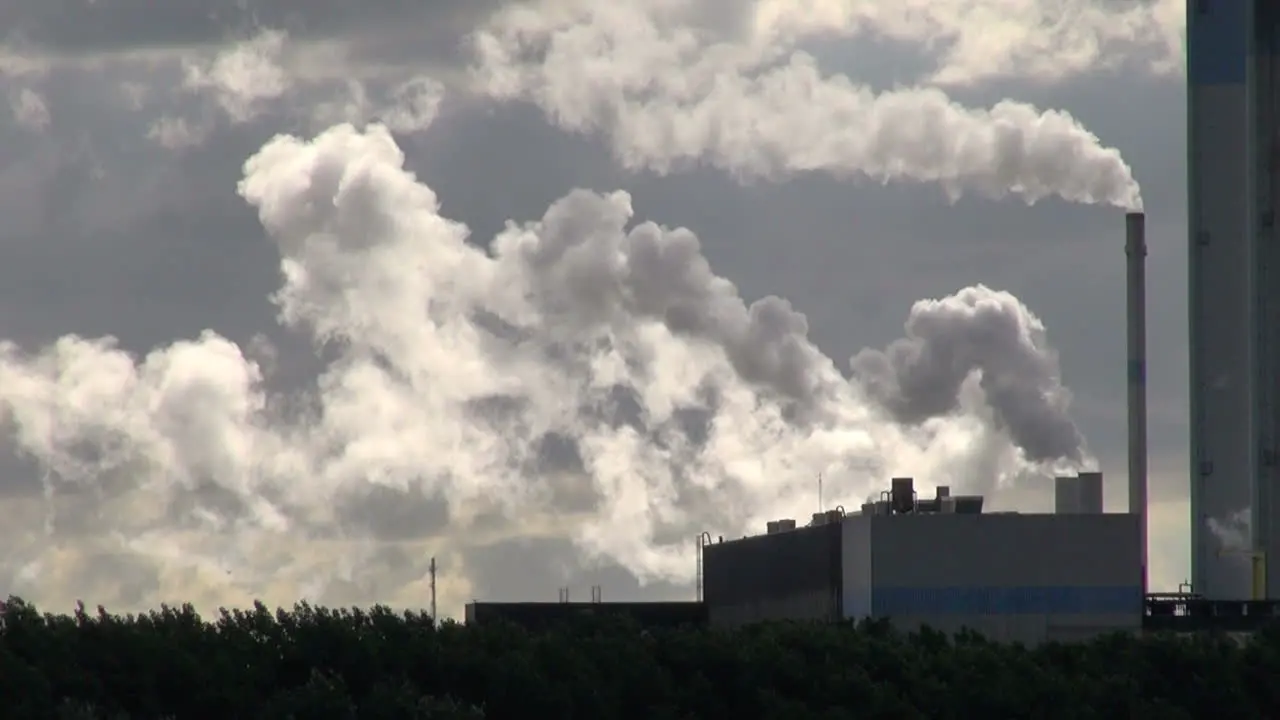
850;285;1088;467
472;6;1144;210
1125;211;1147;593
0;123;1098;613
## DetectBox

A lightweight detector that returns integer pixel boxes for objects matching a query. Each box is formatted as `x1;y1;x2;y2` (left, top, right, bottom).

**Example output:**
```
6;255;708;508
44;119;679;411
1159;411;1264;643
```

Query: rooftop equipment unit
952;495;984;514
776;518;796;531
811;512;828;526
890;477;917;514
1077;471;1104;514
1055;475;1081;514
1055;473;1104;514
766;520;781;534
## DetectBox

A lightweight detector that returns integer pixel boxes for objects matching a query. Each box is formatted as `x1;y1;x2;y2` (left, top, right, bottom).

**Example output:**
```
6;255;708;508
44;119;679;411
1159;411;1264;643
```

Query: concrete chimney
1126;211;1148;594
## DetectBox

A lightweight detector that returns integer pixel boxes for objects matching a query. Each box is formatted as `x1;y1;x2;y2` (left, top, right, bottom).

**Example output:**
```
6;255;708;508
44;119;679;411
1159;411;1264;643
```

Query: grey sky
0;0;1191;615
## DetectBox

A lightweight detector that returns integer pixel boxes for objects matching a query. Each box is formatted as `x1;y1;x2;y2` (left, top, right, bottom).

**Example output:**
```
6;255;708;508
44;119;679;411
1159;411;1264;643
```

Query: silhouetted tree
2;595;1277;719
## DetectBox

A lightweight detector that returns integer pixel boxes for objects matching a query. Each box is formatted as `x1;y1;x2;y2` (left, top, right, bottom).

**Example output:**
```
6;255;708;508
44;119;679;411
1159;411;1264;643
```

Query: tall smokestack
1126;211;1148;594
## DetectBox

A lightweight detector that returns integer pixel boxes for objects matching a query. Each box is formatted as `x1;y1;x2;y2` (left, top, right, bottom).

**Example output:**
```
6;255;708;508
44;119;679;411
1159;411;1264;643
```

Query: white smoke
9;87;49;132
851;286;1086;467
0;1;1155;612
1207;509;1252;554
745;0;1185;86
0;123;1091;611
147;29;446;149
470;1;1144;210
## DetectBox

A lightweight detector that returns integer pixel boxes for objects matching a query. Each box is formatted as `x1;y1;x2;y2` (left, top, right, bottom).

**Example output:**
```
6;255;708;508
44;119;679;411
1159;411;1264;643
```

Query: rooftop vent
890;477;916;514
1055;472;1104;514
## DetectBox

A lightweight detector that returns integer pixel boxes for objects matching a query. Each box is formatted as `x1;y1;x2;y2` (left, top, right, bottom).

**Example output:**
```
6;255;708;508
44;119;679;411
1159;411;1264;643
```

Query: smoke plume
0;123;1089;612
147;29;446;150
470;2;1145;210
1207;509;1252;554
851;285;1085;465
745;0;1185;86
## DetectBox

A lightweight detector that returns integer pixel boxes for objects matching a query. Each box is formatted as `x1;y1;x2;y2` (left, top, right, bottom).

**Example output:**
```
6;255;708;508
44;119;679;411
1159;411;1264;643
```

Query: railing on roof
1143;593;1280;633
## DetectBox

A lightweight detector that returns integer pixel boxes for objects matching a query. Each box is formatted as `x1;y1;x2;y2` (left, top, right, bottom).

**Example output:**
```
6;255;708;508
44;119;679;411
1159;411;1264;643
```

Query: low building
701;516;843;626
702;475;1144;644
463;601;707;630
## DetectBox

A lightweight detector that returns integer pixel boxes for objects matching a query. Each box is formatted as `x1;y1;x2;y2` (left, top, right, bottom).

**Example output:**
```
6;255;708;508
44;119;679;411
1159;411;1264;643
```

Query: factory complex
465;214;1172;644
467;3;1280;640
702;476;1140;645
470;474;1159;645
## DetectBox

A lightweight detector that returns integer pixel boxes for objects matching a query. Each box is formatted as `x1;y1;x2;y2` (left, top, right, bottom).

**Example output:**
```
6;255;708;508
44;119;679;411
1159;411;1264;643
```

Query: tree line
1;596;1277;719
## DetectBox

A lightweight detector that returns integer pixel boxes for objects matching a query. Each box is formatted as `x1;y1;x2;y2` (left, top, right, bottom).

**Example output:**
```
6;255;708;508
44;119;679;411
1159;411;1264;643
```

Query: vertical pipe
429;556;437;623
1126;211;1149;594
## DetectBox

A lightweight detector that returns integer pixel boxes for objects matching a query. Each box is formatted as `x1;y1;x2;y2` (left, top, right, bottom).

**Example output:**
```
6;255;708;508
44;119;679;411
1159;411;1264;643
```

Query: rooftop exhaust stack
1126;211;1148;594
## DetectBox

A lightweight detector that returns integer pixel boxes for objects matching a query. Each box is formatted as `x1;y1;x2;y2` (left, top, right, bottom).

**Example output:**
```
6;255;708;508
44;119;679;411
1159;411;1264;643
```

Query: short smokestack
1125;211;1148;594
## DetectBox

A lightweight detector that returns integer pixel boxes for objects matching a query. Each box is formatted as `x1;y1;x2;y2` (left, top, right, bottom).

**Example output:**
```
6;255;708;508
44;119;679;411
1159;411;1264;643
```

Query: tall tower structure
1187;0;1279;600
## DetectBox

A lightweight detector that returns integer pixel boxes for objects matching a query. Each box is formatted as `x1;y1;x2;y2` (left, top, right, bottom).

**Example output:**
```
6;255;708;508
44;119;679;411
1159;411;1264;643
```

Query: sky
0;0;1194;618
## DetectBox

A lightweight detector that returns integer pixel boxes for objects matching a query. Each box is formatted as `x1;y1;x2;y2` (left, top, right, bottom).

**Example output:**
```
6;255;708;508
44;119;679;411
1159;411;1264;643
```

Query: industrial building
464;600;706;630
702;476;1144;645
458;198;1280;639
455;35;1280;632
1186;0;1279;599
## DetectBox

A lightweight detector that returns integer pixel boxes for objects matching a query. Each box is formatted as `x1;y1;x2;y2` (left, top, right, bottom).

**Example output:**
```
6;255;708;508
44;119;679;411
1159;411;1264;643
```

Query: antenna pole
429;557;437;623
818;473;823;513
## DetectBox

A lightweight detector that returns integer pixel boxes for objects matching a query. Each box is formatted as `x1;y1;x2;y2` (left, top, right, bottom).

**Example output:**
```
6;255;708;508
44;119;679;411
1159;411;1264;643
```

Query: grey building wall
1253;2;1280;603
1187;0;1280;600
842;513;1142;644
1054;474;1102;515
1054;476;1082;514
842;513;872;618
703;522;842;627
1077;472;1103;514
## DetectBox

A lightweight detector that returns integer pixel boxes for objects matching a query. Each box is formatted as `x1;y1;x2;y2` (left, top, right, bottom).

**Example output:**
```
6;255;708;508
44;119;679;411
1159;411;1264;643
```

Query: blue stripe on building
870;586;1142;616
1187;0;1250;85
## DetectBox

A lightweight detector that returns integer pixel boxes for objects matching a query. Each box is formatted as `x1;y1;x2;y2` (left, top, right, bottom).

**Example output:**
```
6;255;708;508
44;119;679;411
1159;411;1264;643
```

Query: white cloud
9;86;49;131
182;30;291;124
146;116;209;149
135;31;452;149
